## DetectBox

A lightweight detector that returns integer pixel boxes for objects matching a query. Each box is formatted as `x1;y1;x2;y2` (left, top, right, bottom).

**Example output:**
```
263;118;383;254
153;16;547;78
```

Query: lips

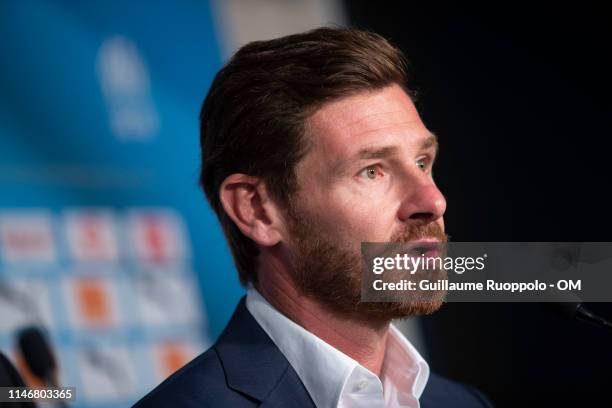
407;240;444;258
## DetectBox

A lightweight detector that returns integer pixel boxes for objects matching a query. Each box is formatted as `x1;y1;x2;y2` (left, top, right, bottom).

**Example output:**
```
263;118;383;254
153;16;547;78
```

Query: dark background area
345;2;612;407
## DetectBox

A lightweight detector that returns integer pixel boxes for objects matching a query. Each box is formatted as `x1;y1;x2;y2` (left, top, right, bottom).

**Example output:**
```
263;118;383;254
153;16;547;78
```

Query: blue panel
0;1;242;406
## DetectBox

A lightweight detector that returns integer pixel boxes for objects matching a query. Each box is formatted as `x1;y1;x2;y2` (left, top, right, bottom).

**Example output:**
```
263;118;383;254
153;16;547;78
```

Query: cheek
308;190;398;241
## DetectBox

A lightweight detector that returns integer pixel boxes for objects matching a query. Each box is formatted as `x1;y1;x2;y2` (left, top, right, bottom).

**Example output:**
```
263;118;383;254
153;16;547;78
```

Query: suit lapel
215;297;315;407
259;365;316;408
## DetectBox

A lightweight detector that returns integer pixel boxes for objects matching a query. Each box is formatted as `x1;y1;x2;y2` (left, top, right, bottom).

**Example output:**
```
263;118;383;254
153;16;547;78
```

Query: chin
352;296;446;321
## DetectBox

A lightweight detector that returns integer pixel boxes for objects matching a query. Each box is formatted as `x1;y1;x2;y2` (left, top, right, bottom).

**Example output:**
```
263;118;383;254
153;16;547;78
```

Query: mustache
391;223;448;243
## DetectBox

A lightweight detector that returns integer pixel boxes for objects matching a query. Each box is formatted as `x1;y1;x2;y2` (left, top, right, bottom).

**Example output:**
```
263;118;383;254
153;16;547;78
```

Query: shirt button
357;380;369;390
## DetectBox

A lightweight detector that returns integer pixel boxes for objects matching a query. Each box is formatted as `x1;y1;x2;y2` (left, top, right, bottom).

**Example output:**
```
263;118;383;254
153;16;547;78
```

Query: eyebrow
357;145;399;160
355;132;439;160
330;133;439;177
422;132;439;153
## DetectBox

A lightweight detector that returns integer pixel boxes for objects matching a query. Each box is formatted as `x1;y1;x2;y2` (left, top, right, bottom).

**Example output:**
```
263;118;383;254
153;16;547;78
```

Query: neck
255;256;390;376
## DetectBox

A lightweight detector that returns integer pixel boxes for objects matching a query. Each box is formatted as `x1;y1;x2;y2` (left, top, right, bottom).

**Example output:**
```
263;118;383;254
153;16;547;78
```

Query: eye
416;157;429;172
358;165;383;180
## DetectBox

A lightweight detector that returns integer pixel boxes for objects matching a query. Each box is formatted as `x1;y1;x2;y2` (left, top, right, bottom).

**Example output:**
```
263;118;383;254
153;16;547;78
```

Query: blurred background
0;1;610;407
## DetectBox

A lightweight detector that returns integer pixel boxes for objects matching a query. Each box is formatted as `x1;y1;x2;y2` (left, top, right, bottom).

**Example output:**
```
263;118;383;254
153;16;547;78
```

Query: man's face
284;84;448;320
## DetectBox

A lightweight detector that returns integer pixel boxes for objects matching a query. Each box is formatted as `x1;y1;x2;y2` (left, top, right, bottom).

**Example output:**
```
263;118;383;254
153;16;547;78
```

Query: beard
285;203;449;322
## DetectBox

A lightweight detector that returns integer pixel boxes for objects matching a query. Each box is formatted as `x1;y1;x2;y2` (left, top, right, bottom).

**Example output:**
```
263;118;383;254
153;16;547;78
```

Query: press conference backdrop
0;1;241;406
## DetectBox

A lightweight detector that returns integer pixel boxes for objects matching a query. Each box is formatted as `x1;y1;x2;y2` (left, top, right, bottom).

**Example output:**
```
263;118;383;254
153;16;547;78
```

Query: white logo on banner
0;211;57;263
62;276;122;330
64;209;119;262
76;345;138;401
127;209;189;263
96;35;160;140
133;268;202;327
0;279;55;332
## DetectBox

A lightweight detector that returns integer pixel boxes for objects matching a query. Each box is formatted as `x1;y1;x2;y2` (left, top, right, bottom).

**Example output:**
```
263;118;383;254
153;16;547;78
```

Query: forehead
305;84;427;156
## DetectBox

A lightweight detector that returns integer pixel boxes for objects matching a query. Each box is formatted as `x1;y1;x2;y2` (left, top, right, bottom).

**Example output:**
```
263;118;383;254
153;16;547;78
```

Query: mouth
407;240;444;258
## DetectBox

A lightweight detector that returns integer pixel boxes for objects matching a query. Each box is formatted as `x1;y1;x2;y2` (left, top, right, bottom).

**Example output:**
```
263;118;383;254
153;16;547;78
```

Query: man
135;27;492;407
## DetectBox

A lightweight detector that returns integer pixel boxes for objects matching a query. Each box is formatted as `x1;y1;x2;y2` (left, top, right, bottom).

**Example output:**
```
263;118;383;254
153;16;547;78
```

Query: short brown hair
199;27;410;286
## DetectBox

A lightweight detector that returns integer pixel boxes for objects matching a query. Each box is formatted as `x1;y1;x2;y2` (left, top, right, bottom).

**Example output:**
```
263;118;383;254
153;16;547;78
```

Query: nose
397;177;447;224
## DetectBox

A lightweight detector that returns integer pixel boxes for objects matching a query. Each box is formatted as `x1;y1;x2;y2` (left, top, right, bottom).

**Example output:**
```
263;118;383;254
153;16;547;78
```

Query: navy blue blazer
134;298;493;407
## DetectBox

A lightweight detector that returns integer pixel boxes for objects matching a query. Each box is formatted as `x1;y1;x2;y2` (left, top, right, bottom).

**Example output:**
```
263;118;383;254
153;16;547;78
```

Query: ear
219;174;285;246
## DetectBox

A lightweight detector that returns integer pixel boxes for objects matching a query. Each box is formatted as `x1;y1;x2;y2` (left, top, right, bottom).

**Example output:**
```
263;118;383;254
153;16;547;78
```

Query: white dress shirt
246;288;430;408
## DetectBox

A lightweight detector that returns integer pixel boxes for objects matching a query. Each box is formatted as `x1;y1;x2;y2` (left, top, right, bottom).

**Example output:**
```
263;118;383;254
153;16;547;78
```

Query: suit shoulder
421;372;494;408
132;346;254;408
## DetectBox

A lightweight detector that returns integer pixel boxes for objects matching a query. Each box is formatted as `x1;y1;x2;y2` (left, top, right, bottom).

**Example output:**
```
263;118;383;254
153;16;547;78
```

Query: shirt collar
246;288;429;407
384;324;430;400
